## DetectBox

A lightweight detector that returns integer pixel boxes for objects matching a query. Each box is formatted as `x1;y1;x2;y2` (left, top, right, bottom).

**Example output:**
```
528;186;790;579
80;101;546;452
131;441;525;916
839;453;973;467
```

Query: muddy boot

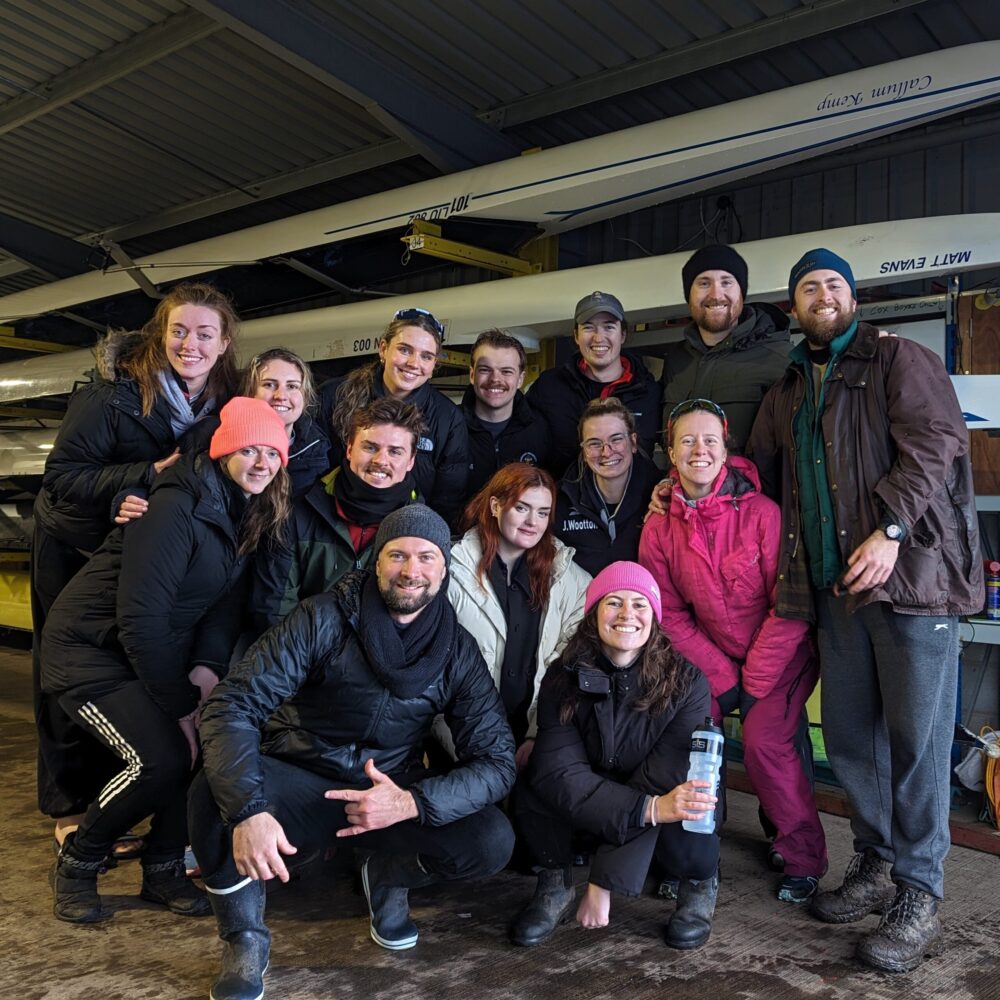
206;878;270;1000
509;867;575;947
140;857;211;916
361;853;436;951
665;870;718;950
52;833;110;924
810;849;895;924
855;885;945;973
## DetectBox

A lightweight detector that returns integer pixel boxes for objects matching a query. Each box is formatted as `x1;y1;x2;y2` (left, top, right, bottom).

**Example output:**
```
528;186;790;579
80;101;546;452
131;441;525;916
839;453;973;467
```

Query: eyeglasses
665;398;729;442
582;432;631;455
393;307;445;341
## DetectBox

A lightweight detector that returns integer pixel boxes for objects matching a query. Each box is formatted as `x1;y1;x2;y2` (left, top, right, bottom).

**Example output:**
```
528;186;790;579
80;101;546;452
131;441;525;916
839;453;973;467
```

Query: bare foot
576;882;611;929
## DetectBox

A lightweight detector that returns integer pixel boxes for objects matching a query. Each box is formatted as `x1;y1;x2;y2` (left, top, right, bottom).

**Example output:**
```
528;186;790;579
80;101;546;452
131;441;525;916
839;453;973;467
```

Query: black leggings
189;756;515;889
512;778;720;896
58;680;194;863
31;526;116;817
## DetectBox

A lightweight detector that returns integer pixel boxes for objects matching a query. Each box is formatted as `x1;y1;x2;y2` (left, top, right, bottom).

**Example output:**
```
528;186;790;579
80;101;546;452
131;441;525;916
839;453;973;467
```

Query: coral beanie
209;397;289;467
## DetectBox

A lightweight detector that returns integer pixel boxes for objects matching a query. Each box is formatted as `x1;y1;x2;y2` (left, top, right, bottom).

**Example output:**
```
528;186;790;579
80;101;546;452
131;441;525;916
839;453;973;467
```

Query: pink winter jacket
638;455;811;700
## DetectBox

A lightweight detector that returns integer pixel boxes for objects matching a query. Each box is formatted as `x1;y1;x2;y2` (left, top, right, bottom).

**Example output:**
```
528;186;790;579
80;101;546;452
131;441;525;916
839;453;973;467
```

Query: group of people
29;240;981;999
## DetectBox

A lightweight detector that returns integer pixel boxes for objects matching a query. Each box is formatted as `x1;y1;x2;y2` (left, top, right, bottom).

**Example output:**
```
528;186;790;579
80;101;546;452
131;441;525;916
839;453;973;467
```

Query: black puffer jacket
553;454;663;577
320;376;468;524
527;350;662;476
529;653;710;845
34;331;218;551
40;453;250;718
660;303;791;452
200;571;516;827
287;412;331;498
462;387;550;499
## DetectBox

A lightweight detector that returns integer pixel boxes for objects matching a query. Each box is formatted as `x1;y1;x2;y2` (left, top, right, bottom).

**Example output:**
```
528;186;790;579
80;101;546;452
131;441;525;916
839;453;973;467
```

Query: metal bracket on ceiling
97;240;163;300
400;220;543;278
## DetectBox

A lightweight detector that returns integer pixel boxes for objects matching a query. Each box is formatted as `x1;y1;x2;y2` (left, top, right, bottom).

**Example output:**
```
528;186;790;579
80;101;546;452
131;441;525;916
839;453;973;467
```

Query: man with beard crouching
189;505;516;1000
747;249;982;974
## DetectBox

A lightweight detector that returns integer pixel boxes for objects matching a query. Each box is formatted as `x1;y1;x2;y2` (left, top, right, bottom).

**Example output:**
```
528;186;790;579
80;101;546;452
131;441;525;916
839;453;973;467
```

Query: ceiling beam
486;0;932;127
87;0;932;246
0;9;222;135
187;0;520;173
0;213;93;278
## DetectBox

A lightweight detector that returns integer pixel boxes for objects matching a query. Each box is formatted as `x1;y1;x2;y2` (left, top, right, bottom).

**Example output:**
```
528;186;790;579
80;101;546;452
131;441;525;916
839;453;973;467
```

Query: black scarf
358;573;454;699
334;464;415;526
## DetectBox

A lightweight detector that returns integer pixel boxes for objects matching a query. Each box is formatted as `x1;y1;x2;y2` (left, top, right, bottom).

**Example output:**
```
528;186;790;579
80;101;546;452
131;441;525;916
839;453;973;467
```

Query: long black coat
529;654;709;845
40;454;250;719
199;571;516;827
34;332;217;552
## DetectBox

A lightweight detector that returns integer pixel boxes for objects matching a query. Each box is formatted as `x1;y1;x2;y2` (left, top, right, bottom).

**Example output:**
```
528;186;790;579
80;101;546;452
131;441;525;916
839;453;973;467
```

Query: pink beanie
209;397;289;467
585;561;662;623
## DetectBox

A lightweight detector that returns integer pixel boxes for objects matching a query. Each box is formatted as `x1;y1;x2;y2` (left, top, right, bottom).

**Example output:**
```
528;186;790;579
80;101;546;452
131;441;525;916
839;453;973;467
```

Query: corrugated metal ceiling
0;0;998;308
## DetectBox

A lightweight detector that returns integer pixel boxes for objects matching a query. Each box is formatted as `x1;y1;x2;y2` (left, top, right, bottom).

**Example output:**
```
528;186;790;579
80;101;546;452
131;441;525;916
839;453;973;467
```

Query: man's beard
379;578;437;615
800;307;856;347
695;300;740;334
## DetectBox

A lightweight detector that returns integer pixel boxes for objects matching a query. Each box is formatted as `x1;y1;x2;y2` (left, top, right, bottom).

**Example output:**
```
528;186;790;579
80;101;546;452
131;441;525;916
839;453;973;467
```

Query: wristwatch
879;520;906;541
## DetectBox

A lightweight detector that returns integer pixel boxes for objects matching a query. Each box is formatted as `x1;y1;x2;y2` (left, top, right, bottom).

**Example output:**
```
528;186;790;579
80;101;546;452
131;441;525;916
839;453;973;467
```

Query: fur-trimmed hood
92;328;145;381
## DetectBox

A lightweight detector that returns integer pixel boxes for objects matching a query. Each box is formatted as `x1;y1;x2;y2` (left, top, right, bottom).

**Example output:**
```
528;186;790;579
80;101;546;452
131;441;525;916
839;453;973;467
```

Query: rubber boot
361;853;436;951
509;867;575;947
665;870;718;950
52;832;110;924
140;857;211;916
810;848;895;924
855;884;945;973
206;878;270;1000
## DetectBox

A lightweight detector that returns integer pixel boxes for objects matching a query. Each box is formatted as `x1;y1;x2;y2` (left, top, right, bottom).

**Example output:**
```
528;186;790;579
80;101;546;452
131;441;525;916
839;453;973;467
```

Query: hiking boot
509;867;575;947
855;885;944;973
52;833;110;924
665;870;718;950
140;857;211;916
777;874;820;904
810;849;895;924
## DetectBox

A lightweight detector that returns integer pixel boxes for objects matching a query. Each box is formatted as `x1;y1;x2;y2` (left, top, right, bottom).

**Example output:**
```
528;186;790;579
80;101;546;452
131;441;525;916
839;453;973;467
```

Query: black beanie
682;245;749;301
373;503;452;568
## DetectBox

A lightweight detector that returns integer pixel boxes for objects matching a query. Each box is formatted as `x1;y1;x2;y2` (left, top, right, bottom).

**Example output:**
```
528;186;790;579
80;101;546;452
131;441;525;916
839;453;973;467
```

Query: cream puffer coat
442;528;591;751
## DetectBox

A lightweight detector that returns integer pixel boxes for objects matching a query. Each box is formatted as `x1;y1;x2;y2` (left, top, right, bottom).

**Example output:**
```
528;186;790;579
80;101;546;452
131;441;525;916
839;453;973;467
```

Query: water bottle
986;561;1000;620
682;717;725;835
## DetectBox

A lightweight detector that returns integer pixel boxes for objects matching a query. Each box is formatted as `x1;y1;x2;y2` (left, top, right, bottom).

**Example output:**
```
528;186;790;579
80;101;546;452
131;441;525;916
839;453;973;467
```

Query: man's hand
232;812;298;882
325;758;418;837
114;494;149;525
836;530;900;595
177;714;199;769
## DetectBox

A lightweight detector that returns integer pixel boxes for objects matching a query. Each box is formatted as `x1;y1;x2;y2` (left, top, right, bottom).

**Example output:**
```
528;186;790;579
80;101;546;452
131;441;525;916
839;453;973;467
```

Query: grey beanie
373;503;452;567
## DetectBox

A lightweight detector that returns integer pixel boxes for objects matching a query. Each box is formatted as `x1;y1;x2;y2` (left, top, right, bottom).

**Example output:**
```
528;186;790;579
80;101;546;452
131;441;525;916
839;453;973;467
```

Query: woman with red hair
447;463;591;770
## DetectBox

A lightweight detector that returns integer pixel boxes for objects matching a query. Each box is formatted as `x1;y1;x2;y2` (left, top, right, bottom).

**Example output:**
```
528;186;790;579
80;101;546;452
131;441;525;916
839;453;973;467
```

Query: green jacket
250;468;418;632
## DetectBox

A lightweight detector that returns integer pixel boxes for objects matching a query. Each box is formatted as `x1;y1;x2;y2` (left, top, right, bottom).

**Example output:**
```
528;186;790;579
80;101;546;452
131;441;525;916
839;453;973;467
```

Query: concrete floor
1;644;997;1000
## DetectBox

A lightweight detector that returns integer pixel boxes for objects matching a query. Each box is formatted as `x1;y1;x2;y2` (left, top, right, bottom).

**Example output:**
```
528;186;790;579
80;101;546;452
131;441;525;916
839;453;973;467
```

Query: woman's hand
153;448;182;476
177;713;199;769
515;738;535;771
114;494;149;525
652;780;717;824
189;664;220;704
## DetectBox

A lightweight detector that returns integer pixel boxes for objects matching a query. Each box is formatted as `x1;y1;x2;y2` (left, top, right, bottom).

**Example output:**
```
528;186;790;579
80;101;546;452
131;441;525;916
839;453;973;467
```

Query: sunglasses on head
666;398;729;442
393;307;445;341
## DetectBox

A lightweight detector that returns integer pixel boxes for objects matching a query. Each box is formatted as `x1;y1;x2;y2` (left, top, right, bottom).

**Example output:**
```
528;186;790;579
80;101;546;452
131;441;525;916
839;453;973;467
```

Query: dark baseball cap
574;291;626;325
